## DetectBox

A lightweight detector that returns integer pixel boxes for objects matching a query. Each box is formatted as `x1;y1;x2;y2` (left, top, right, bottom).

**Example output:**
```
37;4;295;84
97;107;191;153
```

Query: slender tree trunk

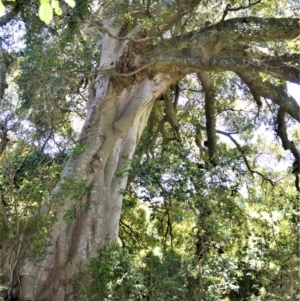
13;29;177;301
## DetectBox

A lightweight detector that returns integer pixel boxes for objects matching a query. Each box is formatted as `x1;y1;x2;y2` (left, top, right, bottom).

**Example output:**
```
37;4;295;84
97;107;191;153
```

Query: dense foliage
0;0;299;300
79;103;299;300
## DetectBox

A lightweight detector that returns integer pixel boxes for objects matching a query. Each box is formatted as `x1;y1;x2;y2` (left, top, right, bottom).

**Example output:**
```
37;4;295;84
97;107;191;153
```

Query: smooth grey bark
5;4;298;299
14;27;179;300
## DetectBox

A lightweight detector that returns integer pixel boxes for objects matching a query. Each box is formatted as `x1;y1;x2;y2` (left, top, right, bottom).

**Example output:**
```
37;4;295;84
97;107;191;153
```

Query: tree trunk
13;28;177;301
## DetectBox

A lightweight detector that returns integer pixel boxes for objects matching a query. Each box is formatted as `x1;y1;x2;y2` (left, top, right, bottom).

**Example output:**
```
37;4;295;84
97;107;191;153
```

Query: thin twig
217;129;275;184
221;0;262;22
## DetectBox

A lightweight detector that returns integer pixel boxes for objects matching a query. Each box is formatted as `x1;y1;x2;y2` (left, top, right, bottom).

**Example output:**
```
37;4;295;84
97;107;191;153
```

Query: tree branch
277;108;300;191
216;130;275;185
210;54;300;84
163;90;181;142
158;51;300;84
221;0;262;22
119;219;141;242
195;123;274;184
146;116;168;156
0;44;9;100
197;71;218;166
0;121;8;155
171;17;299;53
91;16;159;44
0;192;10;230
237;72;300;122
0;7;17;26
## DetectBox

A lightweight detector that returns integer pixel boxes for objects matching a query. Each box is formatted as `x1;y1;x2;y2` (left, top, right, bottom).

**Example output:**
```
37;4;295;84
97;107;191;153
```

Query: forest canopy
0;0;299;300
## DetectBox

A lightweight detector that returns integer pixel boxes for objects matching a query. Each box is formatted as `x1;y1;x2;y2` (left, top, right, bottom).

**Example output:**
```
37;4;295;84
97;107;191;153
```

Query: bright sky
287;82;300;104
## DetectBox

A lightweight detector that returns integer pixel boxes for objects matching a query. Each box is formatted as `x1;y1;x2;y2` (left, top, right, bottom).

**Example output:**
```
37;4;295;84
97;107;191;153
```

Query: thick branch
171;17;299;53
0;121;8;155
216;17;299;41
0;192;10;230
277;109;300;162
277;108;300;191
0;46;8;100
237;72;300;122
158;51;300;84
0;2;19;27
197;71;218;166
0;10;16;26
210;54;300;84
163;90;181;141
146;116;168;154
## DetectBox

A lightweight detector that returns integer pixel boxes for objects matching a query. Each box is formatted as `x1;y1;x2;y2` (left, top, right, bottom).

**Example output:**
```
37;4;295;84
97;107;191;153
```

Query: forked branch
217;130;275;185
221;0;262;22
195;123;274;183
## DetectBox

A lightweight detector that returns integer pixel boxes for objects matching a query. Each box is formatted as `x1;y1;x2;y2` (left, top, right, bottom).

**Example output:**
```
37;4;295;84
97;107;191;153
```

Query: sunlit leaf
64;0;76;8
39;2;53;25
0;0;4;14
51;0;62;16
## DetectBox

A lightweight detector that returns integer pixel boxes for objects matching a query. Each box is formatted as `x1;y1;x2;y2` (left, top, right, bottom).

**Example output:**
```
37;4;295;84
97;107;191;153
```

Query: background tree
0;0;299;300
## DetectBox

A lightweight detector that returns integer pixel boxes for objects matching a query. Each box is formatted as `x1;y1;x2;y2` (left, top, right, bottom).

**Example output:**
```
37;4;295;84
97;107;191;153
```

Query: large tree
0;0;299;300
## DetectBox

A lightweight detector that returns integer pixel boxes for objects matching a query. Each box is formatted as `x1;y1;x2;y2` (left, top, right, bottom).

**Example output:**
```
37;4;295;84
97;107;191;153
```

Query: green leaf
39;2;53;25
69;142;86;159
64;0;76;8
0;1;4;14
63;207;76;221
51;0;62;16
